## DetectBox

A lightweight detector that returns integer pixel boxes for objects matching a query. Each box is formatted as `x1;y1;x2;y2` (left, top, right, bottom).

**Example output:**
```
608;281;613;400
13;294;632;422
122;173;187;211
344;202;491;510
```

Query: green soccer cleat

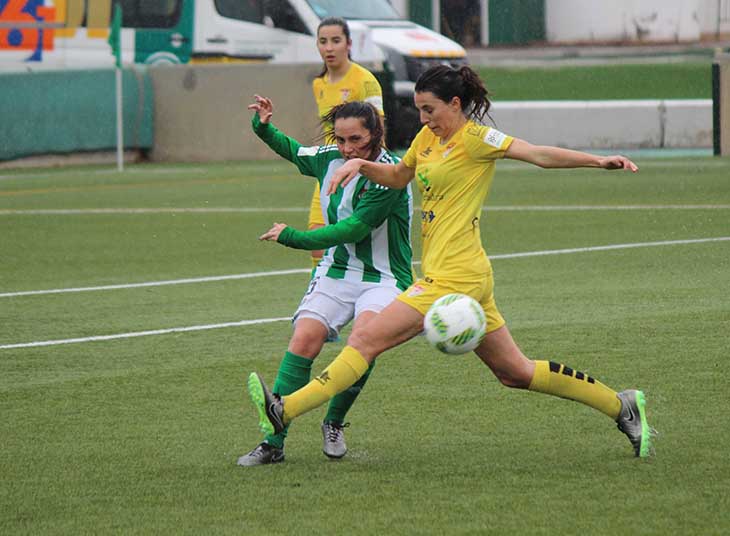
616;389;655;458
247;372;285;436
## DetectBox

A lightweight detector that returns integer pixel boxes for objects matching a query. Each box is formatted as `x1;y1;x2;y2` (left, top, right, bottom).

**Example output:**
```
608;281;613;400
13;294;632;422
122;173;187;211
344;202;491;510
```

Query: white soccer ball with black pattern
423;293;487;355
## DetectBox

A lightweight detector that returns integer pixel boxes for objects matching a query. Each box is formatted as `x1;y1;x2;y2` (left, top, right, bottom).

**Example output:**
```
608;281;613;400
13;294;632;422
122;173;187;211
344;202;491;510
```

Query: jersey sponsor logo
416;170;431;191
407;284;426;297
297;146;319;157
484;128;507;149
421;210;435;223
467;126;482;137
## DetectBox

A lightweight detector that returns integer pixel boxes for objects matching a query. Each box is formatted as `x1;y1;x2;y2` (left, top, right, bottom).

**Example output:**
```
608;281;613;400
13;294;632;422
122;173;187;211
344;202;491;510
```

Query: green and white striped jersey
253;114;413;291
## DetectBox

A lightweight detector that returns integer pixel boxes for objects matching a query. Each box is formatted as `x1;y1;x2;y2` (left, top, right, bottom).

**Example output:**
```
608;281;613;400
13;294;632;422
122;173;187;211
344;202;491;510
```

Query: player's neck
327;60;351;83
439;115;467;144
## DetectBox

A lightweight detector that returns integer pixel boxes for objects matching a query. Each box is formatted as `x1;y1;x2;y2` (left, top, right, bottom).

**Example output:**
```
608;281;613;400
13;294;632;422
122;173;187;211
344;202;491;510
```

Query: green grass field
1;157;729;534
475;63;711;100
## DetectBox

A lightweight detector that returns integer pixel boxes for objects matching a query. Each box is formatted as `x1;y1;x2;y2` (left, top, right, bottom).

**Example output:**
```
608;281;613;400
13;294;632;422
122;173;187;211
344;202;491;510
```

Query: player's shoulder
350;62;376;79
312;74;326;91
378;149;400;165
463;121;511;153
297;143;340;159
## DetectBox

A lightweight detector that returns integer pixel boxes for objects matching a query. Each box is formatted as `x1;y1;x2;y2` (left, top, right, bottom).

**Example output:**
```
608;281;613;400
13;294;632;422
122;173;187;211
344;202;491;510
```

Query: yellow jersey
402;121;513;281
312;62;384;124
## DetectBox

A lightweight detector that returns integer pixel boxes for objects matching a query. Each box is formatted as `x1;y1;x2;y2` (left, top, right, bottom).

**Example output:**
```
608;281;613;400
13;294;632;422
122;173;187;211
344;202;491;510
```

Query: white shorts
293;276;401;340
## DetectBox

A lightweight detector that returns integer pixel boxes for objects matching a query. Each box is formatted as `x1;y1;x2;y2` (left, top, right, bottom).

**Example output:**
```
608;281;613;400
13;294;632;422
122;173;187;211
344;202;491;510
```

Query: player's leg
250;298;423;433
320;310;376;459
321;284;401;458
473;271;653;456
239;278;354;466
237;318;327;466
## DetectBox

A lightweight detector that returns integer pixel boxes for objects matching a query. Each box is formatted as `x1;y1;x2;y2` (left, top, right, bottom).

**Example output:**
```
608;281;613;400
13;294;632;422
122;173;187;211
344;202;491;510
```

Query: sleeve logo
484;129;506;149
297;146;319;157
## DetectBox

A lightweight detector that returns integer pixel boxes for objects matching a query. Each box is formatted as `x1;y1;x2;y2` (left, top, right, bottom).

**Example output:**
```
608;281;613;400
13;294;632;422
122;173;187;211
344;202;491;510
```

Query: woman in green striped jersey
237;97;414;466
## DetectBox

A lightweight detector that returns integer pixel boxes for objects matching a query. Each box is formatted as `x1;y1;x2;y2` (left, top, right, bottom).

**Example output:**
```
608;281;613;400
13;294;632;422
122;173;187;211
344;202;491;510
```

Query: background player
307;17;385;269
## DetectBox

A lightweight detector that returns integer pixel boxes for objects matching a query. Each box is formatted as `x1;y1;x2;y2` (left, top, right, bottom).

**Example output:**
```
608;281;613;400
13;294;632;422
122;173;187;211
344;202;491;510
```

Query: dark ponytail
321;101;385;161
414;65;492;123
316;17;352;78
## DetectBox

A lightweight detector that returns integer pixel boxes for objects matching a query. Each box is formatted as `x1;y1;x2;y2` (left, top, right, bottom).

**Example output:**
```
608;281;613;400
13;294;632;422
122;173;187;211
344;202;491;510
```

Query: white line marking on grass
2;237;729;299
2;236;728;350
0;318;291;350
489;236;730;259
0;269;311;298
0;207;309;215
1;205;729;216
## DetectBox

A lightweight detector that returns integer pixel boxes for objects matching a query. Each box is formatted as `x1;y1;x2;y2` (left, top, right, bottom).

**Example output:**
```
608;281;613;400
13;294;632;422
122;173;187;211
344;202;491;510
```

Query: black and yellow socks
528;360;621;419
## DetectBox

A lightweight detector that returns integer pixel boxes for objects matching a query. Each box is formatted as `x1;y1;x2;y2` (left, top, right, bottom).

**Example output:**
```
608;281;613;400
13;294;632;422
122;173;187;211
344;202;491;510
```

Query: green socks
323;361;376;425
264;351;313;448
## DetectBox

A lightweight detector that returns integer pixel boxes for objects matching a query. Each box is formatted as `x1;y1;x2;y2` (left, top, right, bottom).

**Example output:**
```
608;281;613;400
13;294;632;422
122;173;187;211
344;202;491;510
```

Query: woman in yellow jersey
248;65;655;459
307;17;384;268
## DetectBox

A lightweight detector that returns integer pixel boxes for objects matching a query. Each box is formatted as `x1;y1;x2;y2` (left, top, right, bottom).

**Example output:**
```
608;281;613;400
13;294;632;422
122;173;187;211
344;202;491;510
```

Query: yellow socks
529;360;621;419
282;346;370;423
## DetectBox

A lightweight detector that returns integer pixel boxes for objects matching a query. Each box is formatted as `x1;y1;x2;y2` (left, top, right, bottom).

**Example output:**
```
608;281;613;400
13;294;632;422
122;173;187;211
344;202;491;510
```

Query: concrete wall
717;53;730;155
489;99;712;150
545;0;702;43
149;63;322;162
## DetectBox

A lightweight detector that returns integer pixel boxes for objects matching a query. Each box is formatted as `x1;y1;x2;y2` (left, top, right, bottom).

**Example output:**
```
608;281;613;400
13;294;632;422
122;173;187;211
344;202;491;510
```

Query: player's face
414;91;463;138
334;117;373;160
317;25;350;70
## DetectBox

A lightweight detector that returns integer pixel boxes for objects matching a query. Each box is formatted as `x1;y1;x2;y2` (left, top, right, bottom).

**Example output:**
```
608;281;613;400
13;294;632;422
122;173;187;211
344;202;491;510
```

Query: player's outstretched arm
327;159;414;194
505;138;638;172
259;217;372;250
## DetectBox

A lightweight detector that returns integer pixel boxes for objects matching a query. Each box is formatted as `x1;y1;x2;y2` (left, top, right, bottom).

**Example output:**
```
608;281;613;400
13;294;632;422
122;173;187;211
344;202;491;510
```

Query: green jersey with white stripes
253;114;413;290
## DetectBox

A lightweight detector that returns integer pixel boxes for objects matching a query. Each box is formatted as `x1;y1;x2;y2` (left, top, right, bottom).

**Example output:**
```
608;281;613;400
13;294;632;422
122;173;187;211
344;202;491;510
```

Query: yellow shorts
396;271;505;334
308;182;325;228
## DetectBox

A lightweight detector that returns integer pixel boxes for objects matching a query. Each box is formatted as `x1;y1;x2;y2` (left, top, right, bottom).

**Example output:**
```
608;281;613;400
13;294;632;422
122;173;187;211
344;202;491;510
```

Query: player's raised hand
598;155;638;172
259;222;287;242
327;158;364;194
247;95;274;124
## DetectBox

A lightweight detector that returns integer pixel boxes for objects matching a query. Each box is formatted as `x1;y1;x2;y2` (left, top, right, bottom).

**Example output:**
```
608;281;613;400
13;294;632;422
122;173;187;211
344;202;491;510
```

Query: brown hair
321;101;385;161
316;17;352;78
414;65;492;123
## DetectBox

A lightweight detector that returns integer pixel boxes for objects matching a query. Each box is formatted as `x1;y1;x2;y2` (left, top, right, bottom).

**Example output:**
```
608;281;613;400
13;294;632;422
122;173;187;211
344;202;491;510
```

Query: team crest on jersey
442;142;456;158
340;89;351;101
408;284;426;297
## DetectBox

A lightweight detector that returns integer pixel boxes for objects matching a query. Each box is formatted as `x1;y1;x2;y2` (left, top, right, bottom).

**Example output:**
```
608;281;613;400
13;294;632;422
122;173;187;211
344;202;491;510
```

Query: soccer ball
423;293;487;355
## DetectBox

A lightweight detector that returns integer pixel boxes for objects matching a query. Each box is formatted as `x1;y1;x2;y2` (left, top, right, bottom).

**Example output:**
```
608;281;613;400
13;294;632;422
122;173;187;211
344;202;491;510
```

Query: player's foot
616;389;655;458
247;372;285;436
236;442;285;466
321;421;349;459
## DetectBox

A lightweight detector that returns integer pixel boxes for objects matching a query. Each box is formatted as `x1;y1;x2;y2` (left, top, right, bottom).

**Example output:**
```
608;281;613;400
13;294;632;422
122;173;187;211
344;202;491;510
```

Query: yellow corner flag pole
108;4;123;172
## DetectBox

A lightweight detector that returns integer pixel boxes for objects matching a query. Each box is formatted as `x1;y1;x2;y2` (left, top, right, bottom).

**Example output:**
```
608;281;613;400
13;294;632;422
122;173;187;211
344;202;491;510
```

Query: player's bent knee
288;333;325;359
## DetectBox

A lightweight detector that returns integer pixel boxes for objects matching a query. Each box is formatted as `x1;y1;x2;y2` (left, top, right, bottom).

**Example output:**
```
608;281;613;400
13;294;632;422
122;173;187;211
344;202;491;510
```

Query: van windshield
306;0;400;20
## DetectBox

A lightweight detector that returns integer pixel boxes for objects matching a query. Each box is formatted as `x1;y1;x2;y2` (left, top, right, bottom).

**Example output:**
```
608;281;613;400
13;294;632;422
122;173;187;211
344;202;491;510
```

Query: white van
0;0;466;144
